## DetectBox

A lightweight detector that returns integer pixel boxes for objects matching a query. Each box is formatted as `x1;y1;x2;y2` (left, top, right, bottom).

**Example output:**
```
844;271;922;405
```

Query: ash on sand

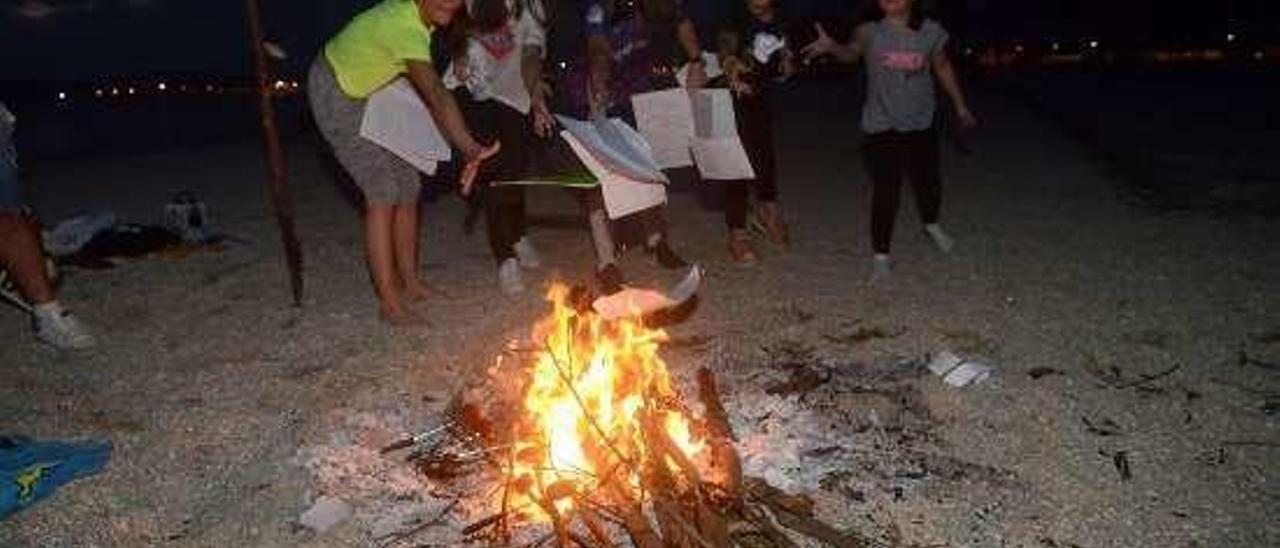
297;341;1030;547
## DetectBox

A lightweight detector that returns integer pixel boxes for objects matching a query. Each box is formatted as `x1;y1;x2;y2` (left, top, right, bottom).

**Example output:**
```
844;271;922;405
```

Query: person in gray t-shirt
802;0;975;283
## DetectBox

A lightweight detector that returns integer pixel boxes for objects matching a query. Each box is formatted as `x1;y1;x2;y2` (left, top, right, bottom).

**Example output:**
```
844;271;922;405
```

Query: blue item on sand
1;436;113;519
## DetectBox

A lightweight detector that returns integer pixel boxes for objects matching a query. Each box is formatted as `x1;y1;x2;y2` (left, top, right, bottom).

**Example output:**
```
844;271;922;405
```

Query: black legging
724;89;779;230
456;91;530;262
863;127;942;254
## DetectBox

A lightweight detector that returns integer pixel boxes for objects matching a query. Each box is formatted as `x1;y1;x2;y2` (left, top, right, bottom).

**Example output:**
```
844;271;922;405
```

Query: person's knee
0;210;36;241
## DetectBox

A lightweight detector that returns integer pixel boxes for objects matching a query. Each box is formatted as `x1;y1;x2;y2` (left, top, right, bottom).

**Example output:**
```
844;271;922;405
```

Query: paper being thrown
592;266;703;321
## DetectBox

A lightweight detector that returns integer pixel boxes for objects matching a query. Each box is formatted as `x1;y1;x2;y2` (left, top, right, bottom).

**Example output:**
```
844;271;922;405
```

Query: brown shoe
755;201;790;248
728;230;758;264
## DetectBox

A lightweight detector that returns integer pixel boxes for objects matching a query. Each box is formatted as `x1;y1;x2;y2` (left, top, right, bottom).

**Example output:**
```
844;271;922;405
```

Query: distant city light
1089;40;1099;49
127;87;136;95
206;84;214;92
57;92;67;101
158;82;167;91
559;61;568;69
1255;51;1265;61
964;47;973;56
1014;44;1024;53
95;89;103;98
111;87;120;96
1051;42;1060;51
1226;33;1236;43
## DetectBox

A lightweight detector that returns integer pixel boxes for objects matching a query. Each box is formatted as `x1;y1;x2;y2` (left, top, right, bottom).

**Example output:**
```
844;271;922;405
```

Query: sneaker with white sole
869;254;892;284
34;309;96;350
498;258;525;295
513;237;542;269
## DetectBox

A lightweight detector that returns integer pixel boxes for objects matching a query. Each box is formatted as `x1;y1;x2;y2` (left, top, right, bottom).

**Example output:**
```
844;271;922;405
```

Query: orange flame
506;284;704;519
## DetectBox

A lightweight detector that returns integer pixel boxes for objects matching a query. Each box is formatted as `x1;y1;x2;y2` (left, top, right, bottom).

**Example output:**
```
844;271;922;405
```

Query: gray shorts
308;57;421;205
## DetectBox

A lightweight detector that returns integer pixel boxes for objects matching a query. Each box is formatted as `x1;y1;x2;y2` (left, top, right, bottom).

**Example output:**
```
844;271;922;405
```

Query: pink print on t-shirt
880;50;925;71
475;23;517;60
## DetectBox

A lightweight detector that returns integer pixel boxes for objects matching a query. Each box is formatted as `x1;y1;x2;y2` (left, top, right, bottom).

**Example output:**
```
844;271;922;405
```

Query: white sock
33;300;64;322
588;209;616;269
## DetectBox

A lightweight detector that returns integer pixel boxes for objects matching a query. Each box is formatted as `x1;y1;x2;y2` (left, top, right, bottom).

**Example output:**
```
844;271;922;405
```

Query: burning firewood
400;284;864;548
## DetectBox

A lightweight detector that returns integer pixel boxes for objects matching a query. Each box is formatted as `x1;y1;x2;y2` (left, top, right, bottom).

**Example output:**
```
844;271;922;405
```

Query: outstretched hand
800;23;836;63
458;141;501;196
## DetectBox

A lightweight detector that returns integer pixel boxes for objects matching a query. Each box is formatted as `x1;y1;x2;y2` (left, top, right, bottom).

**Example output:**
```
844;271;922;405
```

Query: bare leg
392;202;430;302
365;204;411;323
0;212;54;305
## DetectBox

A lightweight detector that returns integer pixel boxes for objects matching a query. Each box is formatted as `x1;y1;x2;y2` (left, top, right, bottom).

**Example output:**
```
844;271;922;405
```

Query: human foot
498;258;525;296
379;306;429;327
401;279;433;302
33;303;96;350
596;263;625;296
754;201;790;248
728;230;758;264
869;254;892;284
647;239;688;270
513;237;542;269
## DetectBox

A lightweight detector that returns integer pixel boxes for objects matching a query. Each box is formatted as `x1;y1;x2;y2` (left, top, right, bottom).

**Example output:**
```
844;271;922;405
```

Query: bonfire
390;284;862;547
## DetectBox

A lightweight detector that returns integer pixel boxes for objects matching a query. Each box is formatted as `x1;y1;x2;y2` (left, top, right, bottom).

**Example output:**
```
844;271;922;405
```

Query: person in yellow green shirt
308;0;498;326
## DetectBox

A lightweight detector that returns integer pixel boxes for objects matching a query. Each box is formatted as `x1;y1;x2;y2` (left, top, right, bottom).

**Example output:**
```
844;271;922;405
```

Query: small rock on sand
299;496;353;533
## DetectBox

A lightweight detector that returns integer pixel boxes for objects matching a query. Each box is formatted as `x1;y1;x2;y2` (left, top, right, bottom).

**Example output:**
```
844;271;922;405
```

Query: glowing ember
505;284;705;520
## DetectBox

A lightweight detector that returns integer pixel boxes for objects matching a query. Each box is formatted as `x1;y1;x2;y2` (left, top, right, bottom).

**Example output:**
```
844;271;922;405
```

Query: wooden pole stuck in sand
245;0;304;306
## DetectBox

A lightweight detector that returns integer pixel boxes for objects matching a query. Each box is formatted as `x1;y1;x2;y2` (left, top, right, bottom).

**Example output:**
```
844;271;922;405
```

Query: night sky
0;0;1275;81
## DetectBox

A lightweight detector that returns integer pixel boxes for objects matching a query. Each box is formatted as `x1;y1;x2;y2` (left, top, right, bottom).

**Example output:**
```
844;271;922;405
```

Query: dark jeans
863;127;942;254
456;91;530;262
725;90;779;230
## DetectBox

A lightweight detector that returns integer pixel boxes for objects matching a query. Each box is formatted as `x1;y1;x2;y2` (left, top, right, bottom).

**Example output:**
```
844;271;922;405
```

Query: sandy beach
2;81;1277;547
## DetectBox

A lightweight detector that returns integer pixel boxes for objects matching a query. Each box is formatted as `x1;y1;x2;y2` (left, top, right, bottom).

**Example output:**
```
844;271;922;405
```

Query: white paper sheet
692;88;738;139
556;115;666;183
561;130;668;220
631;89;696;169
675;52;723;87
592;266;703;320
689;89;756;180
359;78;451;176
691;137;755;180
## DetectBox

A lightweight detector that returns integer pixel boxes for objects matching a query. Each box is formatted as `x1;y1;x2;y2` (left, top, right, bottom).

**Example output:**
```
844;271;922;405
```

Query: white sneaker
924;224;955;253
498;258;525;295
513;237;542;269
869;254;892;284
35;309;96;350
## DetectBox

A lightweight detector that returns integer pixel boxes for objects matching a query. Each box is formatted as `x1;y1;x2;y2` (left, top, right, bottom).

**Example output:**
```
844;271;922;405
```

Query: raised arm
932;48;976;127
801;23;866;65
405;60;498;193
586;32;612;116
522;45;554;136
519;1;554;136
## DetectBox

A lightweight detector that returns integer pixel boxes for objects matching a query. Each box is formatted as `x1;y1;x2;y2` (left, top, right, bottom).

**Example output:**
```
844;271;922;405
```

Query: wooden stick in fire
697;368;744;503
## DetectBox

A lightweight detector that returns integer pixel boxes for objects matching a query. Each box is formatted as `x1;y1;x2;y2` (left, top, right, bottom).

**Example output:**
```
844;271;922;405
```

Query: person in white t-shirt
445;0;555;295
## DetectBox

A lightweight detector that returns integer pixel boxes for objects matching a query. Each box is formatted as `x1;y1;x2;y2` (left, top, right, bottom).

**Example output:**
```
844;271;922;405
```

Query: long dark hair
857;0;934;31
469;0;552;33
598;0;674;28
